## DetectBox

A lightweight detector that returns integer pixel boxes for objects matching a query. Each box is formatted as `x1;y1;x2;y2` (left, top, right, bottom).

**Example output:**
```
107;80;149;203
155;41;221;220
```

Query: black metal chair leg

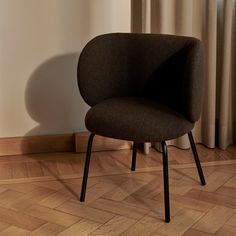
161;141;170;223
131;142;137;171
188;131;206;186
80;133;95;202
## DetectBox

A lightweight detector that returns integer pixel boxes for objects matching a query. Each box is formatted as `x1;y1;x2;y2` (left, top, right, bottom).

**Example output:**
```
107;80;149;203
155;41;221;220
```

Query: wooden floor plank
0;206;46;231
182;229;213;236
192;205;235;234
120;212;164;236
3;182;39;193
130;176;163;199
85;182;118;204
215;225;236;236
0;221;10;232
194;171;233;192
171;194;214;212
40;160;59;177
33;181;64;191
0;164;12;180
58;219;101;236
26;161;43;178
25;205;80;227
0;226;30;236
30;223;66;236
38;191;71;209
8;187;55;211
215;186;236;198
90;215;136;236
224;175;236;188
89;198;149;220
56;200;115;224
103;178;147;201
11;163;28;179
0;190;23;207
56;160;75;176
0;146;235;235
185;189;236;209
157;209;203;236
225;213;236;227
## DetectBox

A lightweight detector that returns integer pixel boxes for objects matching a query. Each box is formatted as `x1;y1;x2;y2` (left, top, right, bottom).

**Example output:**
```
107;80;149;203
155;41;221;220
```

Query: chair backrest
78;33;203;123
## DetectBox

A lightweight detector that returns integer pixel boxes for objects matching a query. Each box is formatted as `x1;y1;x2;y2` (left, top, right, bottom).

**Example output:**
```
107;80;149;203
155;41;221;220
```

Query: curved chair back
78;33;203;123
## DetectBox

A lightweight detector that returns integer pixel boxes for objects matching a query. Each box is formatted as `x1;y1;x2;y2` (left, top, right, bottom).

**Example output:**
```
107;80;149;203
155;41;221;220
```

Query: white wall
0;0;130;137
88;0;131;37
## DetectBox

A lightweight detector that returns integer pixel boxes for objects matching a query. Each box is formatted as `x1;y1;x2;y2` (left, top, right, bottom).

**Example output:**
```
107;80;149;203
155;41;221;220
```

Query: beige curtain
132;0;236;149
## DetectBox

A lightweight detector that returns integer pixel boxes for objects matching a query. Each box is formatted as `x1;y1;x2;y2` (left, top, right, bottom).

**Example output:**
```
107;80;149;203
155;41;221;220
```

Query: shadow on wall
24;53;89;137
21;53;90;198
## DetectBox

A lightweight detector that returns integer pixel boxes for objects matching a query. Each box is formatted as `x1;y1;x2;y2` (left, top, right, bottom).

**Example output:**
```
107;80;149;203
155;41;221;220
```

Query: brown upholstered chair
77;33;206;223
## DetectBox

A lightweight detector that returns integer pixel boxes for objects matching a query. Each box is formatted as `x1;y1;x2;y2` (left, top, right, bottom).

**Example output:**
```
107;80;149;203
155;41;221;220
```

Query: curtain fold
132;0;236;149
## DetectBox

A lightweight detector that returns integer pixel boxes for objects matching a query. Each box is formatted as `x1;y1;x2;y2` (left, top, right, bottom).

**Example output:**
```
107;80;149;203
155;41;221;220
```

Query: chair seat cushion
85;97;194;142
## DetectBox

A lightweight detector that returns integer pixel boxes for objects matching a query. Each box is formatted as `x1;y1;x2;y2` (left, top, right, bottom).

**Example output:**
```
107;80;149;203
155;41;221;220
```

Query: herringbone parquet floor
0;145;235;235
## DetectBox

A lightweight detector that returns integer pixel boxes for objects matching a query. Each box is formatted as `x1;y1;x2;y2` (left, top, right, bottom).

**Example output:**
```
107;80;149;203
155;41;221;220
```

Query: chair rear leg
188;131;206;186
80;133;95;202
161;141;170;223
131;142;137;171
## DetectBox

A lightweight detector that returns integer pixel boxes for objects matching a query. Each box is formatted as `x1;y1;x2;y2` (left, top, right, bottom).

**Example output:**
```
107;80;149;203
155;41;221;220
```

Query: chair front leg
188;131;206;186
131;142;137;171
161;141;170;223
80;133;95;202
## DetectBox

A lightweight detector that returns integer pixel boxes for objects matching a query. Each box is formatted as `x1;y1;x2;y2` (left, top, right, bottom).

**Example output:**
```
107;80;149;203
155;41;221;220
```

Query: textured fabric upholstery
85;97;194;142
77;33;203;142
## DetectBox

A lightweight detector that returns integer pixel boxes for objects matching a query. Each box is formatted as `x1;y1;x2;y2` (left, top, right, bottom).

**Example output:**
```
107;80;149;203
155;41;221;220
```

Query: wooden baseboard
0;134;75;156
0;132;132;156
75;132;132;152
